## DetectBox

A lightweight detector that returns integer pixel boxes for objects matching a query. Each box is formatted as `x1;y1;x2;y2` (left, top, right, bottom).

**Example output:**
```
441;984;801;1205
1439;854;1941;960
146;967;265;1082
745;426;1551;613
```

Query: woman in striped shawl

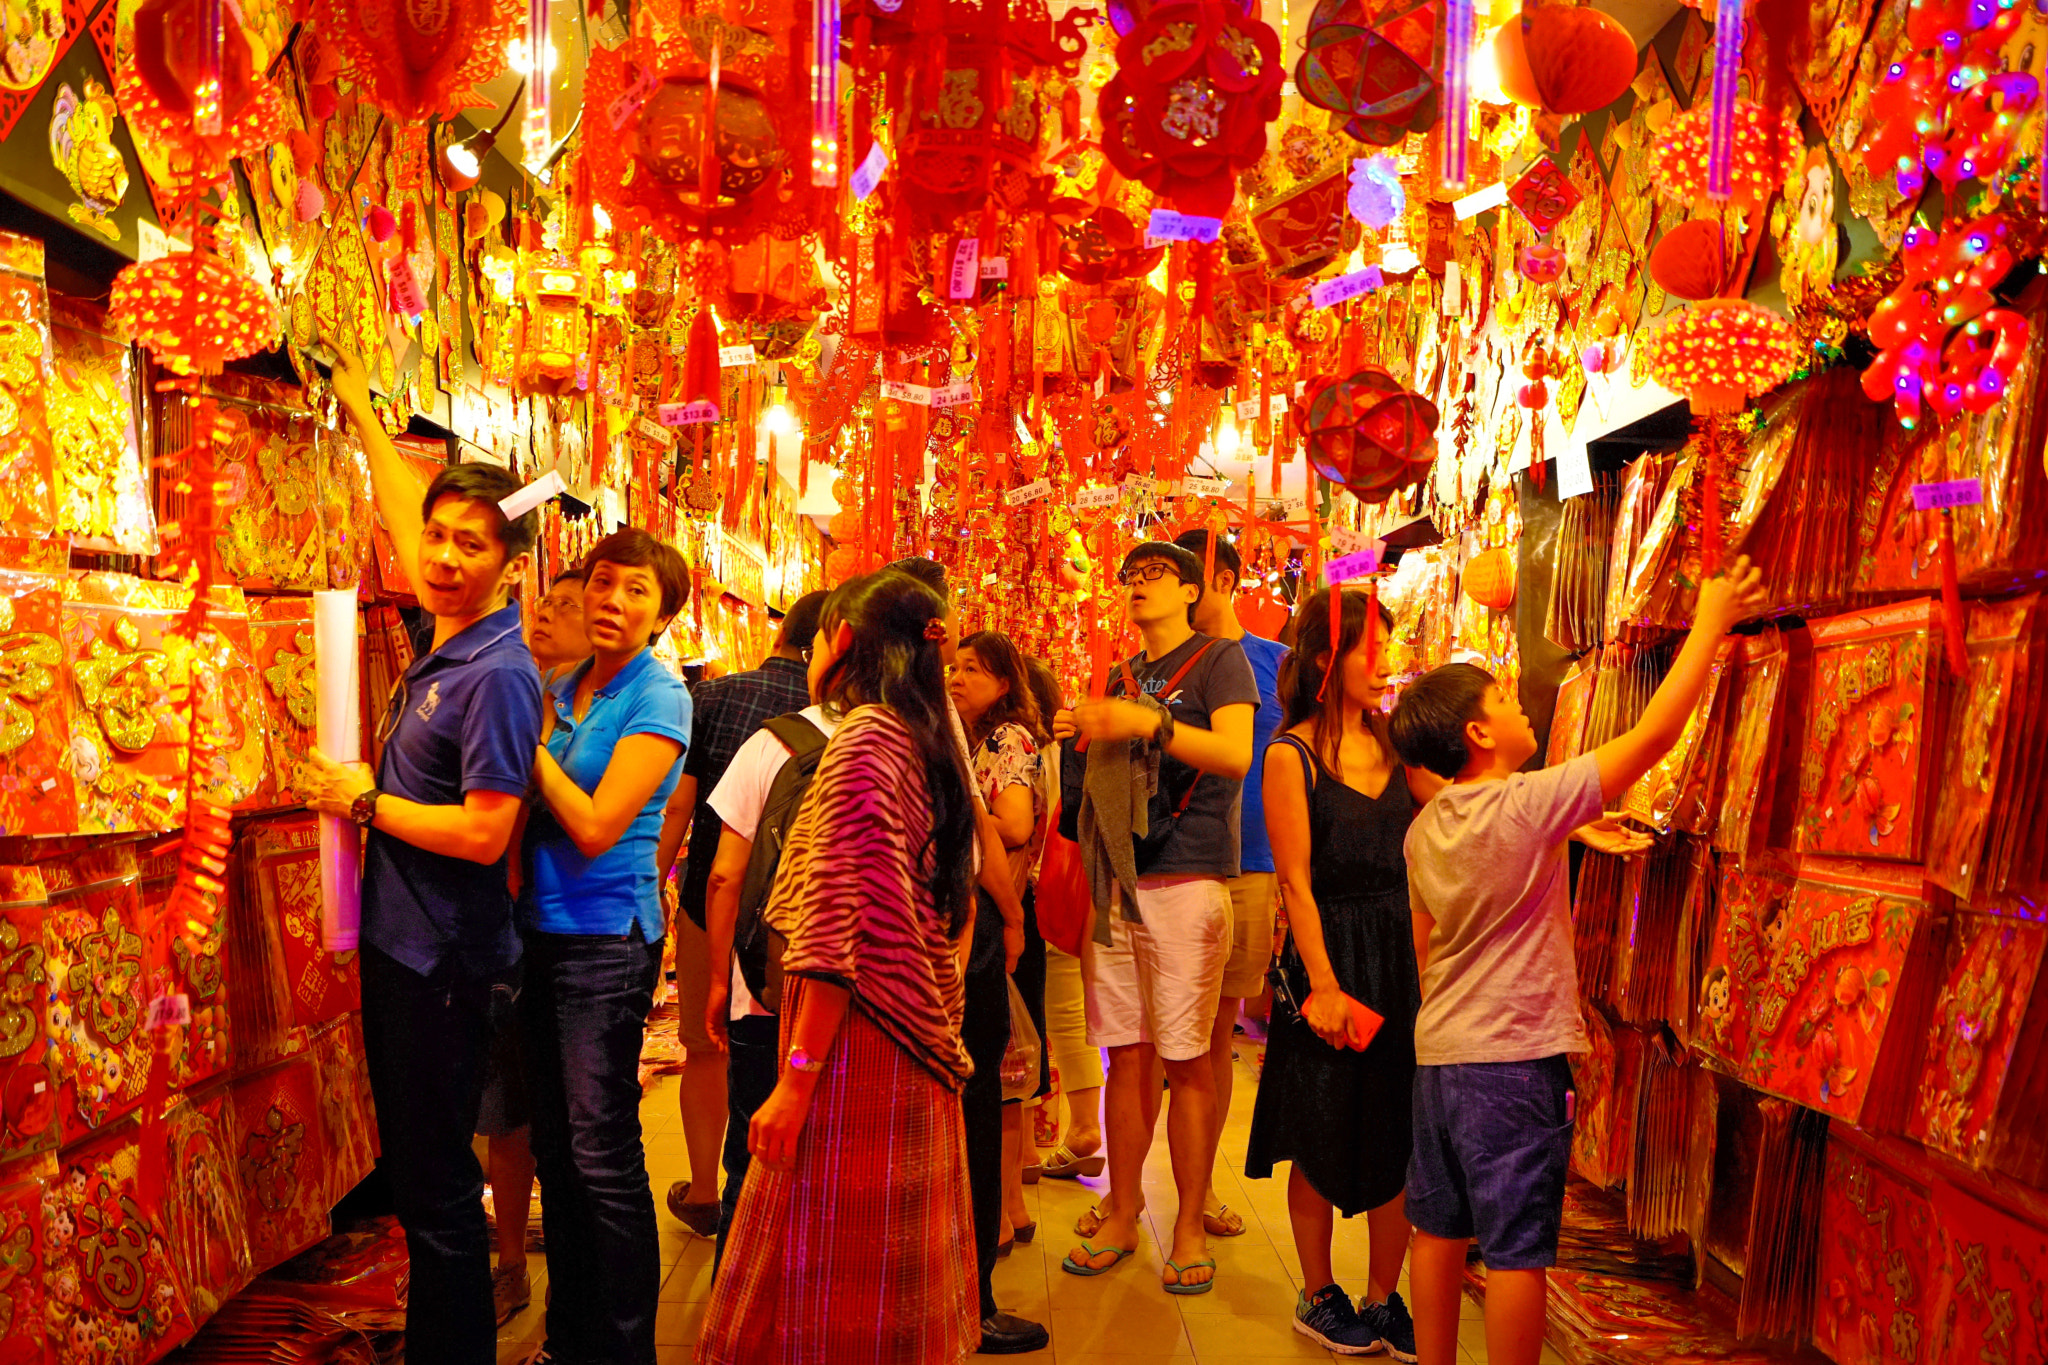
699;569;982;1365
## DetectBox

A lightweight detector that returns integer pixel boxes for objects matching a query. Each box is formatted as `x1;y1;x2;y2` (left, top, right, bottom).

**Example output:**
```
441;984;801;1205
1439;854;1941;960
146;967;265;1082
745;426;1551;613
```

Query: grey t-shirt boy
1404;753;1603;1066
1122;632;1259;880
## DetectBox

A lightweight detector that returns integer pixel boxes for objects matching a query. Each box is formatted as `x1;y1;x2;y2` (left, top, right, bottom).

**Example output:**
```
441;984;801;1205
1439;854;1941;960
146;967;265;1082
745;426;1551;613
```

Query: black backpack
732;712;830;1011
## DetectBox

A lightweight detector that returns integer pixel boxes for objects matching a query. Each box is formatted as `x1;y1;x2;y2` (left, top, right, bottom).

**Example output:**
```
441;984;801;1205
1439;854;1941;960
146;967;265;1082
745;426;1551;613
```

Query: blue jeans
1407;1055;1575;1271
713;1012;780;1279
360;945;515;1365
521;925;664;1365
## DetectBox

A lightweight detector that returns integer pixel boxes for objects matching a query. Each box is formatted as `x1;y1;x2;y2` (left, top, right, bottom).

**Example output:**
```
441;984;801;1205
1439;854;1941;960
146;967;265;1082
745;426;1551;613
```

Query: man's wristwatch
787;1046;825;1074
348;788;382;828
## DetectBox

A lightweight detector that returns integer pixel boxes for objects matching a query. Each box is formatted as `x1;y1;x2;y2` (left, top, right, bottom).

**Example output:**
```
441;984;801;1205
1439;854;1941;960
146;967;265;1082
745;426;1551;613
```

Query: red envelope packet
1343;996;1383;1052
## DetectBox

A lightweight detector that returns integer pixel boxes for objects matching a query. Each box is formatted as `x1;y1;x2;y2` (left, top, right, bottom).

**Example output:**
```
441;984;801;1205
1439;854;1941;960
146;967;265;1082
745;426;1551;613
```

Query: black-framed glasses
1117;561;1180;587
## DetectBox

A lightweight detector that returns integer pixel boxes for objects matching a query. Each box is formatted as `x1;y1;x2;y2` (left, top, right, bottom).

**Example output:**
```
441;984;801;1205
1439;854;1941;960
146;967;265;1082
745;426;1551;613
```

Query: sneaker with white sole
1294;1283;1384;1355
491;1261;531;1325
1358;1290;1417;1363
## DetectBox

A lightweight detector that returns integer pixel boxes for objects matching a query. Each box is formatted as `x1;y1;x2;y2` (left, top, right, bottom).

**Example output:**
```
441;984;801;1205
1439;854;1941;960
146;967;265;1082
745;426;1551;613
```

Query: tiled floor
495;1044;1566;1364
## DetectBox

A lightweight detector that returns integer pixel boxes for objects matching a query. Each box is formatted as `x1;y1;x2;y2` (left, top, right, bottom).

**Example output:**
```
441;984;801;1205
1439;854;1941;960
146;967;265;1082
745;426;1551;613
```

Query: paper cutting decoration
245;815;359;1031
1908;912;2044;1168
230;1057;331;1267
48;301;155;556
0;234;58;537
0;866;56;1167
43;1122;198;1361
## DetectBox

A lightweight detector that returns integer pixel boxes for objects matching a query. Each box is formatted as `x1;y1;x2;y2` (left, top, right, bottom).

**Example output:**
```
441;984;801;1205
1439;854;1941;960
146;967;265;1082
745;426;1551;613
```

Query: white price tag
1005;479;1054;506
1557;440;1595;500
981;571;999;586
1310;266;1384;309
1180;474;1231;498
949;237;981;300
852;141;889;200
1261;496;1306;520
1443;261;1462;316
136;219;189;264
636;415;669;442
1143;209;1223;246
609;65;661;131
880;378;933;405
1453;182;1508;220
1324;548;1380;583
980;257;1009;279
659;400;720;426
1123;473;1158;495
930;379;975;408
1074;485;1119;509
1234;397;1267;421
719;343;758;367
1328;526;1377;556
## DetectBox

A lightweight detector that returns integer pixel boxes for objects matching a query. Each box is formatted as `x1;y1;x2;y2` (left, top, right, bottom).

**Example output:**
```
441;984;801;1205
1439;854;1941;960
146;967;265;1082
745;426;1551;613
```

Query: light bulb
1216;421;1241;457
764;403;798;435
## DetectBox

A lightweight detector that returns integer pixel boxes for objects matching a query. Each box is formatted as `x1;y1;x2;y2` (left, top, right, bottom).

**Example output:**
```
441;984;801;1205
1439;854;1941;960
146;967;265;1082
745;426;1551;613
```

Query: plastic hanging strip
813;0;842;187
1706;0;1742;201
1441;0;1473;188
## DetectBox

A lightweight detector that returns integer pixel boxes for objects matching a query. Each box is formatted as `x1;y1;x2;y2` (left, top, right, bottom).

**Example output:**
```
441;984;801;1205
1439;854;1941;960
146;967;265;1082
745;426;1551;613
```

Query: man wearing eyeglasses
303;350;546;1365
649;589;827;1241
1053;540;1256;1298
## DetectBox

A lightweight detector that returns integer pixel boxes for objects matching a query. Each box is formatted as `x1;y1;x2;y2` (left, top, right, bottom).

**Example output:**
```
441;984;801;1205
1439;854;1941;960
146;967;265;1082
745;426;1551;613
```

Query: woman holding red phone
1245;585;1441;1361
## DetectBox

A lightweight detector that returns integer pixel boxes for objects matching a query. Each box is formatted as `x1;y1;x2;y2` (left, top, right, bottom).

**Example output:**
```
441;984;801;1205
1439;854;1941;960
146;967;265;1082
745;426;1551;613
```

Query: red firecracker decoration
1860;216;2029;431
1854;0;2034;198
311;0;523;121
1298;366;1439;504
1099;0;1285;217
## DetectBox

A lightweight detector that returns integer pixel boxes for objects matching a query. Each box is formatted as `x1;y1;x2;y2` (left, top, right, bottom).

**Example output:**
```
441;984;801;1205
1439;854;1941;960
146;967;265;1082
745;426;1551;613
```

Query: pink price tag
388;256;427;318
1911;478;1984;511
1324;548;1380;583
949;237;980;299
145;992;191;1031
659;400;720;426
609;66;660;131
1310;266;1384;309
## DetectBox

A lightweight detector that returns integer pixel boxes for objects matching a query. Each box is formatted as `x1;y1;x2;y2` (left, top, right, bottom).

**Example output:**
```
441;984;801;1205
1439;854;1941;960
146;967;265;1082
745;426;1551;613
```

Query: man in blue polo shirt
306;351;544;1365
1175;528;1290;1240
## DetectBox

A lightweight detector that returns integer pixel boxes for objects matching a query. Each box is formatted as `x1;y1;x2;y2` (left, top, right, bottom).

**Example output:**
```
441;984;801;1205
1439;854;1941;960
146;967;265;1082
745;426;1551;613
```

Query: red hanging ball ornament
1492;6;1638;116
1299;366;1439;504
111;243;278;376
1463;545;1517;610
1650;99;1800;210
1647;298;1801;415
366;205;398;242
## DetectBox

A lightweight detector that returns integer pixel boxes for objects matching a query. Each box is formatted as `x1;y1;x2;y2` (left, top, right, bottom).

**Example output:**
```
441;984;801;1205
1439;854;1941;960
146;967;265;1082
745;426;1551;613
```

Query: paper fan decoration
1098;0;1284;217
1299;366;1439;503
1294;0;1439;147
310;0;521;121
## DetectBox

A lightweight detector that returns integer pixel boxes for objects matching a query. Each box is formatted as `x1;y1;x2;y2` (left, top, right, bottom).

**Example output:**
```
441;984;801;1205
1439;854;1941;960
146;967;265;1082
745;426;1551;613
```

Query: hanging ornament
1854;0;2035;198
1650;97;1800;210
1346;154;1404;229
1463;543;1516;610
1440;0;1473;186
1295;0;1438;147
1491;4;1637;117
1648;217;1739;301
1099;0;1285;217
110;238;278;376
1297;365;1439;504
116;0;292;206
311;0;522;121
1860;216;2029;431
1058;207;1166;284
1647;299;1799;414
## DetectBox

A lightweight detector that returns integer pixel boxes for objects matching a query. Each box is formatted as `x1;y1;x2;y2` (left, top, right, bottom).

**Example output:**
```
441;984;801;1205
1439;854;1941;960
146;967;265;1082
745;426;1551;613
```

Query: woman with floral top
948;630;1048;1251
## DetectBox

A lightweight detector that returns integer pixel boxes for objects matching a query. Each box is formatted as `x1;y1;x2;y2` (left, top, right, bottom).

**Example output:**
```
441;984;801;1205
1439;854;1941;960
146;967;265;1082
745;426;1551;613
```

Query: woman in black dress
1245;586;1440;1360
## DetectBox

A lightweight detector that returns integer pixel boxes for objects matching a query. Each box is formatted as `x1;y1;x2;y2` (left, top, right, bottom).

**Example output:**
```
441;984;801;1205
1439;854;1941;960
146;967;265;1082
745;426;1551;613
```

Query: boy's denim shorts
1406;1054;1574;1271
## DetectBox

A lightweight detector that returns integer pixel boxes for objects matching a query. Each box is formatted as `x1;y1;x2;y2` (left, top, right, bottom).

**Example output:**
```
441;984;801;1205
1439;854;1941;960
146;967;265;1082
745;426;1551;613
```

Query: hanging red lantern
1649;98;1800;210
110;243;278;376
1492;6;1637;115
1647;298;1800;415
1057;207;1166;284
1298;366;1439;504
1099;0;1285;217
115;0;292;206
1294;0;1438;146
311;0;523;121
1648;217;1738;301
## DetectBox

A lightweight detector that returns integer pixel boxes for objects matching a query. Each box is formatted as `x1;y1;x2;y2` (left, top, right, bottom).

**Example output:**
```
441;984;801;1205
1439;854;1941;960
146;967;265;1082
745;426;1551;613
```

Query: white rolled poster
312;588;362;951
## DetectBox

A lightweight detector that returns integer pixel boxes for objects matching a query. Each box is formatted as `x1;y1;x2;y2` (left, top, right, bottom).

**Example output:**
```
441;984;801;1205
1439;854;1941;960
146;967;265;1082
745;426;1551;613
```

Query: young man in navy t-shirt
1175;528;1289;1240
305;350;544;1365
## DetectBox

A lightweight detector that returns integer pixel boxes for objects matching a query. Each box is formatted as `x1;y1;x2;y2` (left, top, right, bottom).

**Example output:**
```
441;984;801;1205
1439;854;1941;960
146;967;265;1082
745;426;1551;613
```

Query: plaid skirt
698;995;978;1365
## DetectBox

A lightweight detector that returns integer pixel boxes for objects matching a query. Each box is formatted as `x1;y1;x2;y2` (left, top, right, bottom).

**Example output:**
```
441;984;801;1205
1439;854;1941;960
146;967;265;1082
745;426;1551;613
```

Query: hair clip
924;618;947;641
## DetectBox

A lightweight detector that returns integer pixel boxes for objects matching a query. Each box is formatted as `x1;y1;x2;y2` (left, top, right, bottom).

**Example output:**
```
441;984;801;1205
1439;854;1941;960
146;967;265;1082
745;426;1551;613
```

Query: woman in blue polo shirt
521;527;694;1365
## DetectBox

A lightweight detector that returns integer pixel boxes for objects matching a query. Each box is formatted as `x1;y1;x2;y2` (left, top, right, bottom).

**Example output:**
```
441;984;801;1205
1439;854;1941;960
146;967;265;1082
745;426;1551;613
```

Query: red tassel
681;306;720;403
1937;509;1969;677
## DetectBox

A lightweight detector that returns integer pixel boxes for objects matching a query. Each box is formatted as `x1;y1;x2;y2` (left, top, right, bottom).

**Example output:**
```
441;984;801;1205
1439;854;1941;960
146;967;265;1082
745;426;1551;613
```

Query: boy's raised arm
1593;556;1768;803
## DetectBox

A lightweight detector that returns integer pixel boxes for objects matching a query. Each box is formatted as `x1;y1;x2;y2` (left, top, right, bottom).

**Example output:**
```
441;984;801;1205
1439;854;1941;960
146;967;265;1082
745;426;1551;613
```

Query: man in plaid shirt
653;590;827;1235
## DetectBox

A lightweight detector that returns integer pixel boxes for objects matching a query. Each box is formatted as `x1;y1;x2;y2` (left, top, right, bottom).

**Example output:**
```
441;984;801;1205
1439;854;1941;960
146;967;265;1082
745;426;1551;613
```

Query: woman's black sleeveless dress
1244;733;1420;1217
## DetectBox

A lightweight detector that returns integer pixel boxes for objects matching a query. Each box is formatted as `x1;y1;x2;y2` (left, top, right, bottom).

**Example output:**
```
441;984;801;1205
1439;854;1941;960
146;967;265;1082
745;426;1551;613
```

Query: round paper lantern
311;0;522;121
1646;298;1801;414
1648;218;1736;301
1464;545;1517;610
1299;366;1440;504
1649;99;1800;209
1296;0;1439;146
1493;7;1638;116
111;247;278;376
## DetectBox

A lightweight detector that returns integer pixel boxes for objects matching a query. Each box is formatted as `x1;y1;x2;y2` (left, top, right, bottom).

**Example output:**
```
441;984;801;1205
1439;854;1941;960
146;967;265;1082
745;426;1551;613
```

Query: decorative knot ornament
1860;215;2029;430
1649;98;1800;209
1298;365;1439;504
110;243;277;376
1647;298;1800;414
310;0;523;121
117;0;294;206
1099;0;1285;217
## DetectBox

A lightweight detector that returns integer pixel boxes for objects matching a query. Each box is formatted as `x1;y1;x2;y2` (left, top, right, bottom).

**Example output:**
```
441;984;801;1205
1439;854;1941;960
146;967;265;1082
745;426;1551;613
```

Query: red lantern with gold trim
311;0;523;121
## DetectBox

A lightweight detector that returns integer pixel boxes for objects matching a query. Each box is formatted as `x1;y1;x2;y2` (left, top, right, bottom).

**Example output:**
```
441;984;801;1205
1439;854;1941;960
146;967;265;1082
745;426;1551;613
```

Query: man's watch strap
349;788;382;828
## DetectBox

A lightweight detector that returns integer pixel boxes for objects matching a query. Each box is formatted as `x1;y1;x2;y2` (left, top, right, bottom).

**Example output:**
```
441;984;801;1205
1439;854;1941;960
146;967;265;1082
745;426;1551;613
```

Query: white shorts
1083;877;1231;1062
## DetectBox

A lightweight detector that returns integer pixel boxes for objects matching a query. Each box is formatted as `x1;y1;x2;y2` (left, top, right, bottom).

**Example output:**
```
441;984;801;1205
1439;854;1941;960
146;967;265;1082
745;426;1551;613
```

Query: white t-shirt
707;706;840;1019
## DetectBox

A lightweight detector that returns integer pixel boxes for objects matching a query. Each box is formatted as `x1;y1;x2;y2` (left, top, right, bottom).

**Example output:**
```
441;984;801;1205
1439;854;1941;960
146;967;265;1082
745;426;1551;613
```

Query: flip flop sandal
1163;1259;1218;1296
1202;1205;1246;1237
1074;1204;1105;1238
1061;1242;1136;1277
1041;1144;1108;1180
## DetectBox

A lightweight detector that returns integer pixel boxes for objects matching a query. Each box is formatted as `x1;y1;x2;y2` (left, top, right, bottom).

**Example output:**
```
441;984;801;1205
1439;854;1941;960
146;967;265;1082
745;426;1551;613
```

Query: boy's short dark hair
583;527;691;622
1172;528;1242;588
777;590;828;651
1121;542;1205;626
1390;662;1497;780
422;463;541;562
885;556;948;596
